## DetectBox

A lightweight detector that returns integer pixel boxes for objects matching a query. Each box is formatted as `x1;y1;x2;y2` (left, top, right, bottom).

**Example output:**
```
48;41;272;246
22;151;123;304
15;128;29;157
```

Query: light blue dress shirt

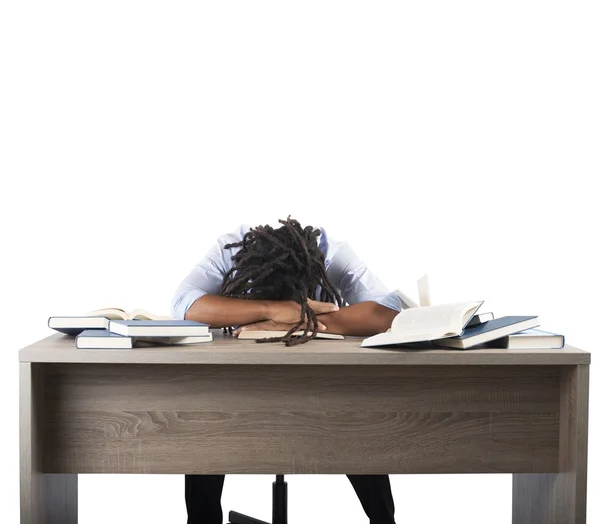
171;224;403;320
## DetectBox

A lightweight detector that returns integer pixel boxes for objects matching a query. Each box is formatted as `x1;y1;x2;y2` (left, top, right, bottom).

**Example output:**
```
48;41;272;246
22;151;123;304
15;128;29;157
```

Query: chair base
228;510;271;524
228;475;288;524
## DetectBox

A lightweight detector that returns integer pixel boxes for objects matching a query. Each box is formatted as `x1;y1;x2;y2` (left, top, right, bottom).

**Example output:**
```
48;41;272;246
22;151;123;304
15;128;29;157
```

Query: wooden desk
19;332;590;523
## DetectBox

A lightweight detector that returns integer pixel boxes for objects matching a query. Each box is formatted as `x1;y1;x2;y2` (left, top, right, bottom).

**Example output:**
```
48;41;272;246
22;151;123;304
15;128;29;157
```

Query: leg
347;474;396;524
186;474;226;524
513;365;589;523
20;363;77;524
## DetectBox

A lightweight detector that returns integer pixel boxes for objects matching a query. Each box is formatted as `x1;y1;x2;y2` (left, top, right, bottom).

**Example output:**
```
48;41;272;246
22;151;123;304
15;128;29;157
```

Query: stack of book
431;310;564;349
48;307;212;349
360;300;565;350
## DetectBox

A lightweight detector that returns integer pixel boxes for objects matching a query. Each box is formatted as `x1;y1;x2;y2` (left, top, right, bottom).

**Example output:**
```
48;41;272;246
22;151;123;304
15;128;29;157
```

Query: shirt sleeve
326;241;404;312
170;226;247;319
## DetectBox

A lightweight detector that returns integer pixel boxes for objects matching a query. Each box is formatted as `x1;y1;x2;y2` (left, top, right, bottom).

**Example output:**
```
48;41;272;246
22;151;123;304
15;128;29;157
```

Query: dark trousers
185;474;395;524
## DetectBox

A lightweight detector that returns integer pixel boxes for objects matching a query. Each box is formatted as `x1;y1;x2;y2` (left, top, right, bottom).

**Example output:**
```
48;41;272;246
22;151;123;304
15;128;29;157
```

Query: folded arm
312;300;397;336
184;295;270;327
232;299;397;336
185;294;338;329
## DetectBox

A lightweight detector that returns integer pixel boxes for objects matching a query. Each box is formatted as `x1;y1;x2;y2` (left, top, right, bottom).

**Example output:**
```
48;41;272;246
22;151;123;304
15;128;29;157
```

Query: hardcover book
360;300;484;348
491;328;564;349
76;329;214;349
108;319;210;337
431;316;540;349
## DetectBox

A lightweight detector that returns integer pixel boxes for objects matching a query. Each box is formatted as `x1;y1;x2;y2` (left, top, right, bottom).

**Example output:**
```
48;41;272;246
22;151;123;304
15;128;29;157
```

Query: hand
267;298;338;324
233;318;327;337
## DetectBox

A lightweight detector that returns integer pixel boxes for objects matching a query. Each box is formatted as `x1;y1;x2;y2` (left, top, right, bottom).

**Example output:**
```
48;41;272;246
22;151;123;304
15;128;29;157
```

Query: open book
85;308;171;321
360;301;483;348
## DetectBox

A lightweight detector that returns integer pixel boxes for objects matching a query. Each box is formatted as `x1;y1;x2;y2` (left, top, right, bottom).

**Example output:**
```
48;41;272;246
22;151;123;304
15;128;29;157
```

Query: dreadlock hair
220;216;344;346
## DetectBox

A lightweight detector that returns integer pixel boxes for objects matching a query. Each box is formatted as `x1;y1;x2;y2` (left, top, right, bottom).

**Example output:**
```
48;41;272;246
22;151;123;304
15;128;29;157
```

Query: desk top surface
18;331;591;365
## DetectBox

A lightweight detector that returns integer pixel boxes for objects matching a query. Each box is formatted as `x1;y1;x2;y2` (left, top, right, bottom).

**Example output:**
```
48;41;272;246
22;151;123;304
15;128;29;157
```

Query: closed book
360;300;483;348
494;328;565;349
76;329;135;349
108;319;209;337
237;330;344;340
76;329;214;349
137;333;214;346
48;316;109;336
432;316;540;349
49;307;171;336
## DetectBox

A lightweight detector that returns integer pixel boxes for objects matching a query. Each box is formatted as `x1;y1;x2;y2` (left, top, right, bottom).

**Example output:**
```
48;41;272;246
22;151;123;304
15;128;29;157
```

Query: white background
1;1;598;523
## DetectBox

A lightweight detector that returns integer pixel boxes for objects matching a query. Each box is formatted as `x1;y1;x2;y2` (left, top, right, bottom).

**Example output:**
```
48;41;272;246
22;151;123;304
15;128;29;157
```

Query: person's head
220;215;343;345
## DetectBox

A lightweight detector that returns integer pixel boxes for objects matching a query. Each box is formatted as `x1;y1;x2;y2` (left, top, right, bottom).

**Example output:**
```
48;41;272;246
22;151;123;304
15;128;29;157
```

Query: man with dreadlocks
172;216;404;524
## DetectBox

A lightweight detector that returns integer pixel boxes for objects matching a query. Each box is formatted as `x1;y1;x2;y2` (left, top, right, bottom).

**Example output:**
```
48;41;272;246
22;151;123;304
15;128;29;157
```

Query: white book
360;300;483;348
237;330;344;340
49;316;109;336
500;328;565;349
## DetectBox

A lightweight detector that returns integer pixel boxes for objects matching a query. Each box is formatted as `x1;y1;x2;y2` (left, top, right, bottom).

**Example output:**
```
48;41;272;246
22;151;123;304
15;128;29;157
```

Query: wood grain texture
19;332;590;365
44;363;561;413
46;411;559;475
513;365;589;523
20;363;77;524
41;363;560;475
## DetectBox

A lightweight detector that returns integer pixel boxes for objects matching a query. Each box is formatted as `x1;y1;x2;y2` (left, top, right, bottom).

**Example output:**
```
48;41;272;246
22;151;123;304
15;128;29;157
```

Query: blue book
76;329;214;349
108;319;210;337
432;315;539;349
48;316;109;336
76;329;135;349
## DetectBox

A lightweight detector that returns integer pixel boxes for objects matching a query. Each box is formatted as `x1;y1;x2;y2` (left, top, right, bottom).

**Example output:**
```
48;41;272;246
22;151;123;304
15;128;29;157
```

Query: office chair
229;474;288;524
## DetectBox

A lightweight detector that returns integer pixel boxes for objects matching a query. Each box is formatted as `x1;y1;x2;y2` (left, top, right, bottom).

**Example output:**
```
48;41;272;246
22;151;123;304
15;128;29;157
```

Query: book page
393;288;419;309
128;309;171;320
417;274;431;306
86;308;170;320
391;301;482;338
86;308;128;320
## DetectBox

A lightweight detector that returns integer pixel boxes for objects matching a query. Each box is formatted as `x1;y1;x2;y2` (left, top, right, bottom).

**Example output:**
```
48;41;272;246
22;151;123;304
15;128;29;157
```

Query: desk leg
20;363;77;524
513;365;589;524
